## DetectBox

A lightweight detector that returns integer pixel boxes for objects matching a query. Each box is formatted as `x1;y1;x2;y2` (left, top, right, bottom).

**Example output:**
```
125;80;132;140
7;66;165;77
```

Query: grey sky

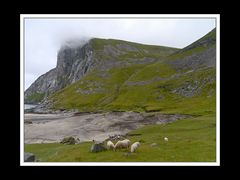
24;17;216;90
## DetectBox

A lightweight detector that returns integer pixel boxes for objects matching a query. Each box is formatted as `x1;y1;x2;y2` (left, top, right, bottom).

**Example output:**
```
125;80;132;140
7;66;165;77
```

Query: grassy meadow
25;114;216;162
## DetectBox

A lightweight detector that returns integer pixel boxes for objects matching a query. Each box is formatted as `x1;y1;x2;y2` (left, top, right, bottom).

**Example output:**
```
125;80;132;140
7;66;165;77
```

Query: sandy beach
24;112;189;144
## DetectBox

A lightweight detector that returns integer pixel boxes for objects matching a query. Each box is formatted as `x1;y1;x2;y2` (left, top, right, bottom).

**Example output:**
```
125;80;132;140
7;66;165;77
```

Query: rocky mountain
25;38;178;104
25;42;95;103
25;28;216;116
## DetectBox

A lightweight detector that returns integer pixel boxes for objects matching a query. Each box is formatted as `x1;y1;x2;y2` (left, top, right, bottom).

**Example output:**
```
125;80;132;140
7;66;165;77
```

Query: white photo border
20;14;220;166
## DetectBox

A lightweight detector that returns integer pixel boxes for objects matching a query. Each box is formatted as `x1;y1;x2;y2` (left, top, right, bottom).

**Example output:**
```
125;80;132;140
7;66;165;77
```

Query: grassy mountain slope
48;39;179;112
108;66;215;115
49;29;216;116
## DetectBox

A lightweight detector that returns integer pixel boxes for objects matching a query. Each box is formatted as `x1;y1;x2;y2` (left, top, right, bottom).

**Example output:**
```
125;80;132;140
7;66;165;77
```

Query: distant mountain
25;28;216;116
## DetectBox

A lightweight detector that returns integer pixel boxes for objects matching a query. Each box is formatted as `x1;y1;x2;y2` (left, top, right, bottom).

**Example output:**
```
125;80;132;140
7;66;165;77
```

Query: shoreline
24;111;191;144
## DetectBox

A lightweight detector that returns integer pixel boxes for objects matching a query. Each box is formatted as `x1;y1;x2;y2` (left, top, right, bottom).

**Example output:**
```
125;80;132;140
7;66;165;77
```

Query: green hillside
49;29;216;116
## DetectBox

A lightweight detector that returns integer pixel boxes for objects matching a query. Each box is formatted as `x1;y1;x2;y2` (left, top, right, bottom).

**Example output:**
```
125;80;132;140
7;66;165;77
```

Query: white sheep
164;137;168;141
106;140;115;150
130;142;140;153
114;139;131;150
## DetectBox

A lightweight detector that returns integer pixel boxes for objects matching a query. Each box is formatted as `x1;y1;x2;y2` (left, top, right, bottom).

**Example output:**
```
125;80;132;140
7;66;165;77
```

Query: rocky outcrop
168;28;216;70
168;46;216;70
25;41;95;103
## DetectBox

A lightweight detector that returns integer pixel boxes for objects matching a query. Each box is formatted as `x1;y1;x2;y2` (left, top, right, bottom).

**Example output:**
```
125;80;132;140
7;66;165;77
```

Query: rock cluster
60;136;80;145
106;134;126;141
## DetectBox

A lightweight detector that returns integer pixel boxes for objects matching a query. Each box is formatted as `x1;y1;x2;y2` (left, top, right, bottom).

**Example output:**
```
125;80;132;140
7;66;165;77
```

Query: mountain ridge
25;28;216;116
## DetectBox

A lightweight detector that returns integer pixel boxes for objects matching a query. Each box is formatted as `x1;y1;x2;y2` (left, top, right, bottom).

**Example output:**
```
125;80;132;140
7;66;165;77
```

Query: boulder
24;152;35;162
90;142;106;153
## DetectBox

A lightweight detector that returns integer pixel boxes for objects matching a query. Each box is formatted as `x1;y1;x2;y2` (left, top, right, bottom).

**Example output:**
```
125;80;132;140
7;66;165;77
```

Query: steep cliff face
56;42;95;85
24;41;95;103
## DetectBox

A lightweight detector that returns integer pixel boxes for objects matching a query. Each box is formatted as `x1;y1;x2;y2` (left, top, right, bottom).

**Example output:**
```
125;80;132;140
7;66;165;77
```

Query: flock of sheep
106;137;168;153
106;139;140;153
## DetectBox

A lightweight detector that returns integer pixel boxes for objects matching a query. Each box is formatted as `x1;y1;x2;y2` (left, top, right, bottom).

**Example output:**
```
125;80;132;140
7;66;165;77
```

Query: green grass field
25;114;216;162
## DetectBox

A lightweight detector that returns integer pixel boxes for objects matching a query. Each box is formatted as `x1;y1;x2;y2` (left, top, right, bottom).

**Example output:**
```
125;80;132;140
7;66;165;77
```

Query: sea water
24;104;37;110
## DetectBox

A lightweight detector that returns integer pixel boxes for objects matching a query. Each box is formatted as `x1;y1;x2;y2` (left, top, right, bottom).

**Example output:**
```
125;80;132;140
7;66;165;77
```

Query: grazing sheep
107;140;115;150
130;142;140;153
114;139;131;150
164;137;168;141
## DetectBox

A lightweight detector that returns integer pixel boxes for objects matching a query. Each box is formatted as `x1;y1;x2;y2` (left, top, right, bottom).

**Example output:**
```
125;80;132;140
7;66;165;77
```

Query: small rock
24;152;35;162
